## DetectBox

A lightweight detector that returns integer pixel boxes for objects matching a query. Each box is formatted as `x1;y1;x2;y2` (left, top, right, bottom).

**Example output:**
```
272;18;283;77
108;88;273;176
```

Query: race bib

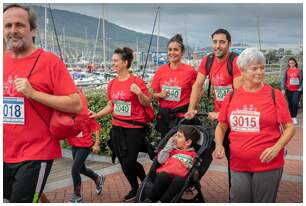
289;77;299;86
230;110;260;132
214;85;232;101
162;85;182;102
3;97;25;125
114;100;131;116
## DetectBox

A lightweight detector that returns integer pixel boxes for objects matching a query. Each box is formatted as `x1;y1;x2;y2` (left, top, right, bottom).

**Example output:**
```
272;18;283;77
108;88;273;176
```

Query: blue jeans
285;90;302;118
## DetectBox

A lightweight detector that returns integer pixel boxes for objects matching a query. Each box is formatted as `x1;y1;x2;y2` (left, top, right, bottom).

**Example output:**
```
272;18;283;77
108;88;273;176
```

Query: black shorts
4;160;53;203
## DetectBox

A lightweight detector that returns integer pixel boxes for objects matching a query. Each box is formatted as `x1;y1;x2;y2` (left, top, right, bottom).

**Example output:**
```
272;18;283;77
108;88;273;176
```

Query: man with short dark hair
185;28;242;200
3;4;82;202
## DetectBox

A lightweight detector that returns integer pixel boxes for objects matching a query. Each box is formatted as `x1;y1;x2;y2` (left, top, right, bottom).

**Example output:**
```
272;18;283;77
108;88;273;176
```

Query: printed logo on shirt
173;153;193;168
3;75;18;96
230;109;260;132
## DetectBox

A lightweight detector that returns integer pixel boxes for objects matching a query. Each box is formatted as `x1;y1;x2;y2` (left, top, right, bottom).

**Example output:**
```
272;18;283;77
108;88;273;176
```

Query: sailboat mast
44;5;47;50
102;4;106;69
92;16;101;64
257;16;262;51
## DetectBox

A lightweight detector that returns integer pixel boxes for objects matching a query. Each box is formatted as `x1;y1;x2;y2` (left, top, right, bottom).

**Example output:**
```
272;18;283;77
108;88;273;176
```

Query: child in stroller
136;114;214;203
144;125;200;203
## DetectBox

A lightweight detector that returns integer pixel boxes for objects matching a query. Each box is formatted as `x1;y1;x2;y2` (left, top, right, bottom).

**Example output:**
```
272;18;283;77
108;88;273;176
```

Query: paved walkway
44;112;303;203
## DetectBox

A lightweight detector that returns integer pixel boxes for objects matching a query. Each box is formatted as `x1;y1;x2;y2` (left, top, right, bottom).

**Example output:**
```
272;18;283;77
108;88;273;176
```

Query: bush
62;75;282;155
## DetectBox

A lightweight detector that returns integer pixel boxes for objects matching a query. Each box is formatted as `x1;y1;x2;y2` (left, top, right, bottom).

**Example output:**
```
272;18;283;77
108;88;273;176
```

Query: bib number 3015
230;110;260;132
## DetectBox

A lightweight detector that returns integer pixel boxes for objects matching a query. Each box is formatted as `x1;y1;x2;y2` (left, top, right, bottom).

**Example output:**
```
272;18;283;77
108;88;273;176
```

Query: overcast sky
36;3;302;48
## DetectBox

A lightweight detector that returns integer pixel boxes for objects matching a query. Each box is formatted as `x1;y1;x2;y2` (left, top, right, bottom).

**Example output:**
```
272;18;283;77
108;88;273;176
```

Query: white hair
237;48;265;70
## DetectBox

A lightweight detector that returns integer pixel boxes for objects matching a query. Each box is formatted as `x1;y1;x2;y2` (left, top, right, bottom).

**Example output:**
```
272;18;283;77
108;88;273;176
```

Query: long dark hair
288;57;298;68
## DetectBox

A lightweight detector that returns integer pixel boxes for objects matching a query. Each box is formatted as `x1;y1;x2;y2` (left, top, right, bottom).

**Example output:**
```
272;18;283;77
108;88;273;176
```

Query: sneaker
123;188;137;202
292;118;298;125
143;198;152;203
96;175;105;195
68;193;83;203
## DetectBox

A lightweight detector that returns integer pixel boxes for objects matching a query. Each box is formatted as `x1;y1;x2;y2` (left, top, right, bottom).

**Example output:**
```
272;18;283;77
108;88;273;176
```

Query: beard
6;37;27;53
214;49;228;59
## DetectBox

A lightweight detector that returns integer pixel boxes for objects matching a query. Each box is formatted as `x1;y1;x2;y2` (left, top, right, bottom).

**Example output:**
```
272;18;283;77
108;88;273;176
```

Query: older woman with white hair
213;48;295;203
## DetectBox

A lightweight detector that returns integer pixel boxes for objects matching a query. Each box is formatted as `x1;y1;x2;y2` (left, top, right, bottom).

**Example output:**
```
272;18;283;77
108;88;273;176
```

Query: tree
285;49;293;55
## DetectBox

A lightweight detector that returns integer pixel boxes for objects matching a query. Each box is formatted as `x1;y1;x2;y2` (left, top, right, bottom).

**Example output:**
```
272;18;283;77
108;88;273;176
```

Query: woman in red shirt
151;34;197;138
281;57;303;125
214;48;295;203
90;47;151;202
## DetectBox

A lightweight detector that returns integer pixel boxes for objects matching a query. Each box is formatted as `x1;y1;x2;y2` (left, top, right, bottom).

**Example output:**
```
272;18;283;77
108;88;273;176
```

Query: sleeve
151;68;161;92
232;56;242;78
107;79;114;101
157;138;175;164
198;56;208;76
217;91;231;124
275;89;292;124
50;55;77;95
136;77;150;97
298;69;303;92
190;68;197;86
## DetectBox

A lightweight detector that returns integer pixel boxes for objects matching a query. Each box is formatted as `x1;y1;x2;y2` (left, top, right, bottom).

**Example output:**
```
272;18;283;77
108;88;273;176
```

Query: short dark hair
288;57;298;68
4;3;37;31
211;28;231;43
178;125;200;147
167;33;185;53
114;47;134;68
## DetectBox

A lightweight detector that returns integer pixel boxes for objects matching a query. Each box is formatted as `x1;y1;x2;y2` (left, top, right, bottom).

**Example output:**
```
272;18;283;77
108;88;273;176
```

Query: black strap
26;52;50;128
112;116;147;128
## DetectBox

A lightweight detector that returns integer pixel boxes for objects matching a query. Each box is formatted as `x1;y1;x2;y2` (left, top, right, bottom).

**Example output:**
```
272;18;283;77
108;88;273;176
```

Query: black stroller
135;113;215;203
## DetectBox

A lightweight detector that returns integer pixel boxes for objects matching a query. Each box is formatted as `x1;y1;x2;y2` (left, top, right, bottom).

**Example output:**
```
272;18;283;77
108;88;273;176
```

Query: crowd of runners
3;3;301;203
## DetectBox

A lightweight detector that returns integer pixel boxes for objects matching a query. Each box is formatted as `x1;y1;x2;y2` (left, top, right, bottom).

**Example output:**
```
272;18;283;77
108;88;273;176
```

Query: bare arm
92;129;101;154
260;123;295;163
188;72;206;112
90;101;113;119
213;122;228;159
14;77;82;114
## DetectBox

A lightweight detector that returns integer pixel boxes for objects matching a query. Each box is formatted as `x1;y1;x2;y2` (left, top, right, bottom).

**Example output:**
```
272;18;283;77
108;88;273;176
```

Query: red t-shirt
198;52;241;112
286;67;301;91
157;149;196;178
3;48;78;163
107;75;150;128
218;84;292;172
67;92;100;147
151;63;197;114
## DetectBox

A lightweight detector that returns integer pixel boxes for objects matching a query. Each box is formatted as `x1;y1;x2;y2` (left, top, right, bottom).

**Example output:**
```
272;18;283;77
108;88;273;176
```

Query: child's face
175;131;191;150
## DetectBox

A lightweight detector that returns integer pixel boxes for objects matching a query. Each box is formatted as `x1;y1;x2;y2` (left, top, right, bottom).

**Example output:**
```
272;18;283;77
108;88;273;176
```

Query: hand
92;144;100;154
166;135;177;149
130;83;142;95
208;112;219;121
184;110;197;119
259;146;281;163
281;90;285;95
14;78;35;98
88;110;97;119
213;144;225;159
159;90;169;99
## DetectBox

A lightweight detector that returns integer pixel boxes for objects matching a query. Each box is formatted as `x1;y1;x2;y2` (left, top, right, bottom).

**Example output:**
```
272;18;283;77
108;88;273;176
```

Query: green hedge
62;76;281;155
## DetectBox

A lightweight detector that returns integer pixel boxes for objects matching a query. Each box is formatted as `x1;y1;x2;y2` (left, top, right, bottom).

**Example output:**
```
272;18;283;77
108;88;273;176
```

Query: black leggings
111;126;146;189
71;147;99;195
285;90;302;118
148;172;185;202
